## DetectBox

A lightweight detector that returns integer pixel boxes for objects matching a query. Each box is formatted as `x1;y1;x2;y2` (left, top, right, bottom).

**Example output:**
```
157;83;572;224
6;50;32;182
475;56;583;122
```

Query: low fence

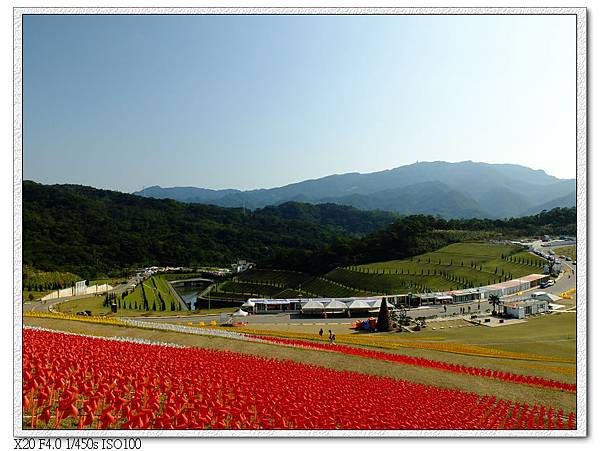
40;284;113;301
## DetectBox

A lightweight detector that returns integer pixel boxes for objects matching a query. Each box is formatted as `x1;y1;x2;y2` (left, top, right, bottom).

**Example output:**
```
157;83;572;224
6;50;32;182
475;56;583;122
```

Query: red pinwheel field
244;334;577;392
22;329;575;430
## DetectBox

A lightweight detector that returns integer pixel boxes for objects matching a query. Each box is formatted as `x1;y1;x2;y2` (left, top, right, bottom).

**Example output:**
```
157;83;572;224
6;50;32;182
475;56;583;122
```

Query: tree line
23;181;575;279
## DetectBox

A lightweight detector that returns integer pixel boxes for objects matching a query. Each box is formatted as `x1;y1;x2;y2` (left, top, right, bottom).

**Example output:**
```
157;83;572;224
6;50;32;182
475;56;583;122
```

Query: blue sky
23;14;576;192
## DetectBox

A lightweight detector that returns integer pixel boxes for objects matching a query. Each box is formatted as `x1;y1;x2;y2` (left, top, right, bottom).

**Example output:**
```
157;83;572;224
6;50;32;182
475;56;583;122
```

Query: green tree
488;294;501;315
377;298;392;332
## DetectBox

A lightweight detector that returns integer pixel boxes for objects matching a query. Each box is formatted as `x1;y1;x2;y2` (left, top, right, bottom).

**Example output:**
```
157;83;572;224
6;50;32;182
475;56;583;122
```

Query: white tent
532;292;561;303
347;299;371;310
240;300;255;313
368;299;382;309
324;300;348;312
301;300;325;312
232;309;249;317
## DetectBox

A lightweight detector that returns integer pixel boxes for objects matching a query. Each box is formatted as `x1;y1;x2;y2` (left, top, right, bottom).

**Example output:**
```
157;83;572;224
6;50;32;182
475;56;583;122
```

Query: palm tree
489;294;501;315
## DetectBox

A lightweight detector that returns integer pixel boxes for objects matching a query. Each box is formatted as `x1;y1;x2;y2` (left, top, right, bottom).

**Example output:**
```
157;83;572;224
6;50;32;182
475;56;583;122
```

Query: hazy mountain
134;161;576;219
520;191;577;216
320;181;488;218
138;185;241;203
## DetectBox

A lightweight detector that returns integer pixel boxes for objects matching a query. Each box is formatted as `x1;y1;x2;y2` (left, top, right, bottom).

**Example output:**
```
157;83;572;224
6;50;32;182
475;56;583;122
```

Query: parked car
540;280;555;289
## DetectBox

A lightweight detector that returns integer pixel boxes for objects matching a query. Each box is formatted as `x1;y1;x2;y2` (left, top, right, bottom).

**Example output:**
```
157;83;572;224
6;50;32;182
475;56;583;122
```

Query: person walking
319;328;324;338
331;334;336;345
328;329;333;343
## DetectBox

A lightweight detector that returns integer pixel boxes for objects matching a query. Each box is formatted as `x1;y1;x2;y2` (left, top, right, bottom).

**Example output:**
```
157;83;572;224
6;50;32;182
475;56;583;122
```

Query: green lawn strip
554;246;576;261
88;278;127;286
236;269;312;287
159;273;205;282
22;290;53;301
422;313;575;346
218;281;282;297
345;243;548;293
53;293;192;317
23;317;576;414
301;276;366;297
239;329;575;383
22;267;81;292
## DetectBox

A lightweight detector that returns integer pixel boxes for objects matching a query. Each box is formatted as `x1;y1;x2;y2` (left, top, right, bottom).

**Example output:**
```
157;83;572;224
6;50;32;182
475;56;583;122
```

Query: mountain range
134;161;576;219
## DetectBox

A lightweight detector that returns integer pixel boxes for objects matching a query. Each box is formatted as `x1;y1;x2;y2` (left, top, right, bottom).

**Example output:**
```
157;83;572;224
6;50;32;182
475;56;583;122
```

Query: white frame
13;7;587;437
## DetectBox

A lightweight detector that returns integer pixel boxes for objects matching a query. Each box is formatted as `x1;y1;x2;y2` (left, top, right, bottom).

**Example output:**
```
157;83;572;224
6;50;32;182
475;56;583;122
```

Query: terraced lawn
344;242;546;293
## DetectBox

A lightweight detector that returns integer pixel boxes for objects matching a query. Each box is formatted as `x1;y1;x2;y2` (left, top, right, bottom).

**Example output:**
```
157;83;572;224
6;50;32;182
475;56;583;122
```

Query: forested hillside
23;181;576;279
263;208;577;274
23;181;396;278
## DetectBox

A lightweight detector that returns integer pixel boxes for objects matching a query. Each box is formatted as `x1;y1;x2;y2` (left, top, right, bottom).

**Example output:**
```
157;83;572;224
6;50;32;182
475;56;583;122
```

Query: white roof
532;293;561;302
242;300;255;307
324;300;348;311
302;300;325;311
369;299;382;309
347;299;371;310
232;309;249;317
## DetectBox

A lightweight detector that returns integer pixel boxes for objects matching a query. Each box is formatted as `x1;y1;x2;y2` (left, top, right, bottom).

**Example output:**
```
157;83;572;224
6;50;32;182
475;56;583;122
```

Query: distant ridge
134;161;576;219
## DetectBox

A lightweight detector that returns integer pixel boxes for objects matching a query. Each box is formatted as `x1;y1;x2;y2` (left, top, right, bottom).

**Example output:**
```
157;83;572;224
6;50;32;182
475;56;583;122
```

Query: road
529;240;577;298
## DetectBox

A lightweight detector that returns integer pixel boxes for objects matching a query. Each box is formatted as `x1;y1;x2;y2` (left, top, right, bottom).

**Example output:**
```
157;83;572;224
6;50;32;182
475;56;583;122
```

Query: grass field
126;275;182;311
236;313;575;362
23;290;53;301
212;243;548;298
22;267;82;300
88;277;128;286
54;275;184;315
159;273;206;281
213;269;369;299
554;245;576;261
338;242;547;293
24;315;576;413
55;295;111;315
54;294;238;317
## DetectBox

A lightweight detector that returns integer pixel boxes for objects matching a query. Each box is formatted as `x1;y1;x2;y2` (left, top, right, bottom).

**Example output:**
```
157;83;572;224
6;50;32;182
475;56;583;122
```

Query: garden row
214;269;367;299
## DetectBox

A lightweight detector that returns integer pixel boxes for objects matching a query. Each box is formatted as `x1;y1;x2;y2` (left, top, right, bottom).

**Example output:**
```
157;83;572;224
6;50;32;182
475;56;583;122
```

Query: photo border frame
13;6;588;438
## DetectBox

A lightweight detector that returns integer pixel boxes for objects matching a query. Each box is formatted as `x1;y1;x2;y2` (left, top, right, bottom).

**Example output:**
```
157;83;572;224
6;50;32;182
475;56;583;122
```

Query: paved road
529;240;576;297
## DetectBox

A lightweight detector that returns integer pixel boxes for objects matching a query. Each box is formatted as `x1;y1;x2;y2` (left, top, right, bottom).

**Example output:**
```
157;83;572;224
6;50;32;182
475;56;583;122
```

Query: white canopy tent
368;299;382;310
301;300;326;312
324;300;348;312
347;299;371;310
241;300;256;312
531;292;561;303
232;309;249;317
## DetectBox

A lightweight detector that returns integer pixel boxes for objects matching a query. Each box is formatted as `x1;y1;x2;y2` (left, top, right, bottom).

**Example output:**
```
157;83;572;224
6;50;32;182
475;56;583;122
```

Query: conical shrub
377;297;392;332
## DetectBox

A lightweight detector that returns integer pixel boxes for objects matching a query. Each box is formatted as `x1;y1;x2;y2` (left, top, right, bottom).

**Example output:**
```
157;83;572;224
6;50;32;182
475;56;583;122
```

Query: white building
503;299;549;319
